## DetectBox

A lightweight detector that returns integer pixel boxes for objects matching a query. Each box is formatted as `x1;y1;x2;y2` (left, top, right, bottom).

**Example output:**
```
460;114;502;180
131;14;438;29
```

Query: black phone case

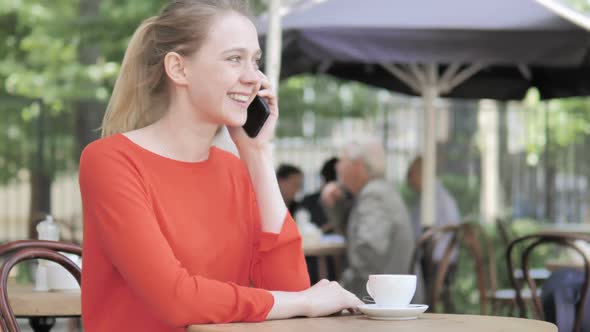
243;96;270;138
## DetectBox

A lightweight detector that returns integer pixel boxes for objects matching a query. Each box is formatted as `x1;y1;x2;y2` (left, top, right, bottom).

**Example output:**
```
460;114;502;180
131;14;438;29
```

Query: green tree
521;89;590;221
0;0;167;237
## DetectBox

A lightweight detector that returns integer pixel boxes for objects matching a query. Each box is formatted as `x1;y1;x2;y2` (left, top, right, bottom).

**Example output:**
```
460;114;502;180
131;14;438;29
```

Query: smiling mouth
228;93;250;103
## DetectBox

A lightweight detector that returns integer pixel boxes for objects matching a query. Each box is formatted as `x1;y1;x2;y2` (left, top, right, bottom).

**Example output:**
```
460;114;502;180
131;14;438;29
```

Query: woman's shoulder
81;133;126;156
79;134;135;171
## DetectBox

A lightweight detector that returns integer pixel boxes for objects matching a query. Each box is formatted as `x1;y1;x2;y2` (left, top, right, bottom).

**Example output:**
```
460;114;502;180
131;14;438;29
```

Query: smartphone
243;95;270;138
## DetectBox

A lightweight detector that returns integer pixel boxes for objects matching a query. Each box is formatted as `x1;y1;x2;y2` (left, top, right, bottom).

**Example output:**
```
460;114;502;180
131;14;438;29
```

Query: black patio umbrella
258;0;590;227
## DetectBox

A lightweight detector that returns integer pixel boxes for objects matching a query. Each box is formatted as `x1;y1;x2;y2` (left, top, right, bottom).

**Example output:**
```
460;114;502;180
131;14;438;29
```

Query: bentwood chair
0;240;82;332
409;224;460;312
506;232;590;332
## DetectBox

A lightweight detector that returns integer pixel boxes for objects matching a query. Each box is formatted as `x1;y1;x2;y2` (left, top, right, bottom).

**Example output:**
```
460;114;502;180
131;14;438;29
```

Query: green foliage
250;0;268;14
523;89;590;154
563;0;590;12
0;0;170;182
398;174;481;219
440;174;480;218
276;74;381;137
0;1;83;182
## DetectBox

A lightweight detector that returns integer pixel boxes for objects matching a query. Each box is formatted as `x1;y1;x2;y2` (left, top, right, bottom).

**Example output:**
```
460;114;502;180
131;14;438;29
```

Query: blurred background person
406;156;460;312
276;164;304;215
321;140;423;302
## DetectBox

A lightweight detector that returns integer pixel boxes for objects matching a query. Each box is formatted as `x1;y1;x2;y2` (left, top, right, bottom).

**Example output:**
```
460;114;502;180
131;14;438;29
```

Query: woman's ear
164;52;189;86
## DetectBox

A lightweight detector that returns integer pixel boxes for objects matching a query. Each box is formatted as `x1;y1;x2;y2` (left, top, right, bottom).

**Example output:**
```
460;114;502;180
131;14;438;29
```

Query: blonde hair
101;0;252;137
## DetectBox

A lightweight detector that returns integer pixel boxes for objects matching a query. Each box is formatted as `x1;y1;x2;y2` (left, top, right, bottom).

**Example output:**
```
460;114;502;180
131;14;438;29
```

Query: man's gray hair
341;139;386;179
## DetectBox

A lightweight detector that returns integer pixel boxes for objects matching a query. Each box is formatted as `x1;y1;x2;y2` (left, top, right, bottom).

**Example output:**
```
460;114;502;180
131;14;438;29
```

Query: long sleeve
248;182;311;291
80;144;273;327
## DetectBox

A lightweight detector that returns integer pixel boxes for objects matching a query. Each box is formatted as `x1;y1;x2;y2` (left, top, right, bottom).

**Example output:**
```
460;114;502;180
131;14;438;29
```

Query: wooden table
187;313;557;332
302;238;346;280
7;282;81;331
545;259;585;271
8;283;81;317
303;240;346;257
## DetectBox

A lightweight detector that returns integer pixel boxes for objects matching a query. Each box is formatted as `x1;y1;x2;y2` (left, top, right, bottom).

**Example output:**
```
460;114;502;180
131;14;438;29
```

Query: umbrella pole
419;62;484;227
382;63;438;227
421;66;439;227
265;0;283;90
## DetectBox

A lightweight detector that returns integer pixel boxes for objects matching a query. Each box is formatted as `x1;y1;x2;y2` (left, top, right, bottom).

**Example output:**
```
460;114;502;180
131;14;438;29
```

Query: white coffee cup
366;274;416;308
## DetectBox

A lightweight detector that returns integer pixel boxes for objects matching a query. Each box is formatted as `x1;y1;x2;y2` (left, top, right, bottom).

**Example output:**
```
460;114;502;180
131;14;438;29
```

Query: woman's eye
228;56;241;63
253;59;261;69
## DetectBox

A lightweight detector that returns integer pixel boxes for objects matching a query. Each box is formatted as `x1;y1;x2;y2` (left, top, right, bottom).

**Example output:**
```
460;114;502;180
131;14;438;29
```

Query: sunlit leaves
0;0;195;181
562;0;590;12
522;88;590;165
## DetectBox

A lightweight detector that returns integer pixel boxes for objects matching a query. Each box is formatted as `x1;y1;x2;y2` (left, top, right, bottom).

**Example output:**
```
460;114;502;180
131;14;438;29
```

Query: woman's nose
241;64;261;85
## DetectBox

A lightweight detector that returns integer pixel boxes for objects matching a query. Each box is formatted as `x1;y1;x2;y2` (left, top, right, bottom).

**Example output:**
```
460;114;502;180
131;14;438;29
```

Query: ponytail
101;16;166;137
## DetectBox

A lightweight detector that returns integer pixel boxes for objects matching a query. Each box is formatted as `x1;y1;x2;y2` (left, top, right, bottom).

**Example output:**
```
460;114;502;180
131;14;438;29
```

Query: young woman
79;0;362;330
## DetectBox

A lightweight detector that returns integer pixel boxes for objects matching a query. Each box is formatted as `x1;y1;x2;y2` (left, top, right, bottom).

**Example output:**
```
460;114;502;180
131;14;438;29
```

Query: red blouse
79;134;310;331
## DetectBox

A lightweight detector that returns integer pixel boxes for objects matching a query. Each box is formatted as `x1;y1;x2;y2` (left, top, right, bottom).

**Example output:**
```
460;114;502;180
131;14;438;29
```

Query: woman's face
182;12;262;127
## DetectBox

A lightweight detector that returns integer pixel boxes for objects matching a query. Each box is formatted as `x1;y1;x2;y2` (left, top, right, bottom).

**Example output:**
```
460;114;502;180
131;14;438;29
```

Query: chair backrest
459;222;498;315
0;240;82;257
505;232;590;332
409;224;460;311
0;240;82;332
410;221;499;315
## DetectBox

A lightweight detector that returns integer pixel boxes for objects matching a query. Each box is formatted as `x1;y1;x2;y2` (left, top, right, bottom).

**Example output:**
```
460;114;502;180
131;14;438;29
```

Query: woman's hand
266;279;363;320
228;70;278;152
301;279;363;317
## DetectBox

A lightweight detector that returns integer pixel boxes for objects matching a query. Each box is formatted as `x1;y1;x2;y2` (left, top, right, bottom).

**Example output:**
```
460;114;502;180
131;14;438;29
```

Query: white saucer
357;304;429;320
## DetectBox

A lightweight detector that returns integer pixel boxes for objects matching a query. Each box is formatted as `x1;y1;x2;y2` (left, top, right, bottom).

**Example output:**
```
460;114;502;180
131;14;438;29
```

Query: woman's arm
240;145;286;234
228;70;286;234
227;72;363;318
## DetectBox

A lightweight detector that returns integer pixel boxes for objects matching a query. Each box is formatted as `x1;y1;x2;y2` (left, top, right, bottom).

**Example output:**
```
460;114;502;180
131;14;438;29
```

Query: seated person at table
321;140;424;302
276;164;304;215
79;1;362;330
